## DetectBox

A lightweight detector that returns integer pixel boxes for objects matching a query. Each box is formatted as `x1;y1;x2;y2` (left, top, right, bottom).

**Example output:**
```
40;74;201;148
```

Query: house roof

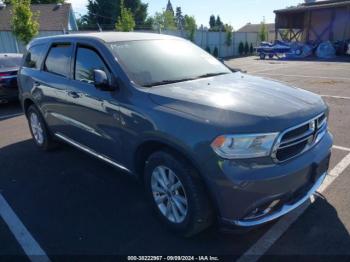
0;3;72;31
237;23;275;33
275;0;350;14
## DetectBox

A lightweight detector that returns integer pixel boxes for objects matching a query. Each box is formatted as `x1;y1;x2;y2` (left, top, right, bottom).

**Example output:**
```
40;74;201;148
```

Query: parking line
321;95;350;100
250;64;299;74
0;194;50;262
0;113;23;120
237;152;350;262
255;73;350;81
333;145;350;152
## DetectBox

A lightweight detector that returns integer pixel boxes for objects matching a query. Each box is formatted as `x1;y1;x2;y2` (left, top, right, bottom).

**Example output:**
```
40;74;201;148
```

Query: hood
147;72;327;133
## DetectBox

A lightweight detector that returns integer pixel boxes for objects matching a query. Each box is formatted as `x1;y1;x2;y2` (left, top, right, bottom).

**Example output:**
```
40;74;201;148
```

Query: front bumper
201;131;333;228
227;171;326;227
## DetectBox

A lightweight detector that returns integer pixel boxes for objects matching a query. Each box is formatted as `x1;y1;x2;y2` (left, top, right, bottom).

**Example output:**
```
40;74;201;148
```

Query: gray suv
18;33;333;237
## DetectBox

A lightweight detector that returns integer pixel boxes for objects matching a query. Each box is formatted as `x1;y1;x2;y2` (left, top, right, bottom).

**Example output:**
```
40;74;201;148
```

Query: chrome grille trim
272;113;327;162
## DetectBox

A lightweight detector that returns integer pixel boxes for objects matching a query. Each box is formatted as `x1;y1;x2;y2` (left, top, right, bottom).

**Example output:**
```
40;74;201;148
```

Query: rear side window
75;47;109;83
24;44;45;69
44;44;73;77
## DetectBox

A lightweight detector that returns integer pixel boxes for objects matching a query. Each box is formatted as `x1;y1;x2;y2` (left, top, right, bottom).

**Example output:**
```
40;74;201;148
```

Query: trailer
256;41;291;59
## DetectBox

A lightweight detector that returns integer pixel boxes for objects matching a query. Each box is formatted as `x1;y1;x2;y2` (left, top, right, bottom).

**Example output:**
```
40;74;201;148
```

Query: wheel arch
133;138;219;215
23;98;36;117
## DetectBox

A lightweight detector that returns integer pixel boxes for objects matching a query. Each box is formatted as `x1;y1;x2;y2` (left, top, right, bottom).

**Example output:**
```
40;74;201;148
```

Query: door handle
67;91;80;99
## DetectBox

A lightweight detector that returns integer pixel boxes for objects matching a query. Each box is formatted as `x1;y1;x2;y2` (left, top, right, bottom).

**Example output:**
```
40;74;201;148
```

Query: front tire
144;151;213;237
27;105;56;151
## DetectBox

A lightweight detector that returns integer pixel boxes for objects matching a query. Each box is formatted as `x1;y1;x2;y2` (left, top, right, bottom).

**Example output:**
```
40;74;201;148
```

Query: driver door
62;44;124;165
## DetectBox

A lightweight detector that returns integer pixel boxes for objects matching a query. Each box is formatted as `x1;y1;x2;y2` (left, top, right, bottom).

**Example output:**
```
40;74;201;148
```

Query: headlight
211;133;279;159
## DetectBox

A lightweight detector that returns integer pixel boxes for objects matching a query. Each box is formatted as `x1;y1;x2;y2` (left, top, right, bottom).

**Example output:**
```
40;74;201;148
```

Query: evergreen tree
115;0;135;31
83;0;148;30
213;47;219;57
205;46;211;54
259;18;268;42
225;24;233;46
238;42;244;56
250;43;254;54
215;15;223;30
175;6;184;30
184;15;196;42
244;41;249;55
209;15;215;30
11;0;39;44
30;0;63;3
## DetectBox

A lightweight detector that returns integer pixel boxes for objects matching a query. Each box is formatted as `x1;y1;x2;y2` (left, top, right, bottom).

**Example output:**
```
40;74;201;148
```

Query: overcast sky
68;0;303;30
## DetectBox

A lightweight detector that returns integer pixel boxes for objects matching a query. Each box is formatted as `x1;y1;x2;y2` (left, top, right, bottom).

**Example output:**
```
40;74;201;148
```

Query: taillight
0;72;15;80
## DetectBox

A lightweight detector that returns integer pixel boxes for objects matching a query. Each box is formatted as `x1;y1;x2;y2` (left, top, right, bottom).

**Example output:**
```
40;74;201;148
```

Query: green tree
11;0;39;45
250;43;254;54
215;15;223;30
175;6;184;30
153;11;176;30
205;46;211;54
213;46;219;57
30;0;63;3
184;15;196;42
83;0;148;30
238;42;244;56
259;18;268;42
225;24;233;46
209;15;215;30
124;0;148;27
244;41;249;55
115;0;135;31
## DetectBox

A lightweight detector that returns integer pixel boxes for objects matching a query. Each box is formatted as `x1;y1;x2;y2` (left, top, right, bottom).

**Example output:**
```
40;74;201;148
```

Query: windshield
108;39;231;87
0;56;22;69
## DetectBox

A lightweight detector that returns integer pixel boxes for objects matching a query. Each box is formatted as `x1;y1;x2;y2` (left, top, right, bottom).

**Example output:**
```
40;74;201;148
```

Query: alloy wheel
151;166;188;224
30;112;44;145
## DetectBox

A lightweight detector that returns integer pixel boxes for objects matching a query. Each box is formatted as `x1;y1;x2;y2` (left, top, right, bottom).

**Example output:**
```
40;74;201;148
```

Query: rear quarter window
24;44;46;69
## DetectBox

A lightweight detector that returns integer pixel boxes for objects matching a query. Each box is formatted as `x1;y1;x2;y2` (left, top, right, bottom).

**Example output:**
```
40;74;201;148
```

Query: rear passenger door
27;43;75;135
61;44;123;164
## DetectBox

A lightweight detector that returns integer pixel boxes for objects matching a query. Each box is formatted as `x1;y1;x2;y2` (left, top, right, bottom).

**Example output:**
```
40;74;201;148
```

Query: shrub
250;43;254;54
238;42;244;56
213;47;219;57
244;42;249;55
205;46;211;53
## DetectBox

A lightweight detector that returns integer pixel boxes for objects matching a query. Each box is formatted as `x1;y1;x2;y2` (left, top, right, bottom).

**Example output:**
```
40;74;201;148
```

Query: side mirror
93;69;114;91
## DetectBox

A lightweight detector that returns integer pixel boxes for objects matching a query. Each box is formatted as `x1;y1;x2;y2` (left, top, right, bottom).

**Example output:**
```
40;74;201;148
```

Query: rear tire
259;53;266;60
27;105;57;151
144;151;213;237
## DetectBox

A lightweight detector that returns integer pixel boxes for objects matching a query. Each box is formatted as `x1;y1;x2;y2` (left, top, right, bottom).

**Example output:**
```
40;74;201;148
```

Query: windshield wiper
143;78;196;87
143;72;230;87
194;72;230;79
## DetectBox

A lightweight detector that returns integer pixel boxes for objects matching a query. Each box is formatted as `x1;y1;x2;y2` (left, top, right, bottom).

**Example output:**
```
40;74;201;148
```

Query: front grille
272;113;327;162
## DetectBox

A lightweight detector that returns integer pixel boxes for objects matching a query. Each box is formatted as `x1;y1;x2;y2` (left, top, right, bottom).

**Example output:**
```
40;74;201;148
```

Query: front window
44;44;73;78
75;46;110;84
108;39;231;87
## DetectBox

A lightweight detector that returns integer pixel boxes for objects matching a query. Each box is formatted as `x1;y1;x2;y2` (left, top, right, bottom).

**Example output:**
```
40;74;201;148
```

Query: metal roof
275;0;350;13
